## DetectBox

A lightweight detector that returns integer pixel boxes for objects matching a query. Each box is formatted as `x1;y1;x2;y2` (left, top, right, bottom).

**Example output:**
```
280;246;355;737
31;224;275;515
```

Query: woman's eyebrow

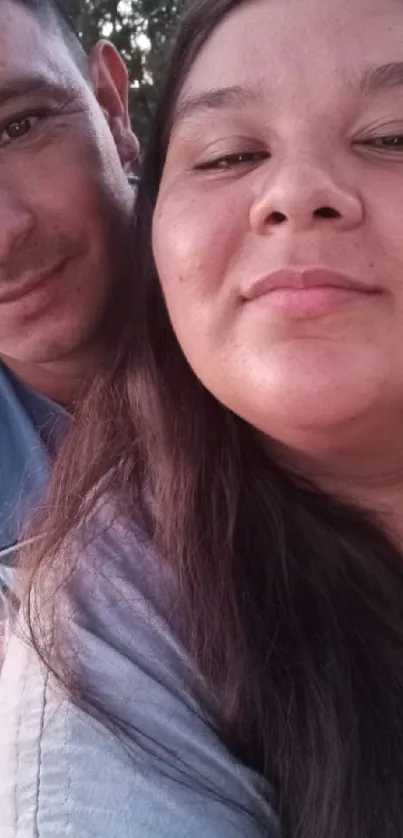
173;84;264;127
359;62;403;96
172;62;403;131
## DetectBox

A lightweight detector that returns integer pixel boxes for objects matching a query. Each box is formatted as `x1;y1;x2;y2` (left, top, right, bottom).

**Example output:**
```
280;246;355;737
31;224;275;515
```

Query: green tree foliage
68;1;182;141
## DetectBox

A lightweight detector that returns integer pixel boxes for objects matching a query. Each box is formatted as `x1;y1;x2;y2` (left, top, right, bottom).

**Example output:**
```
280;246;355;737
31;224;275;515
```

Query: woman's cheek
153;185;248;303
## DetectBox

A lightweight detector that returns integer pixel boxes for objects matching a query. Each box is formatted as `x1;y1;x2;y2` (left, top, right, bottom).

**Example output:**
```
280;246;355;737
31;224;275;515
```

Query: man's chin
0;336;78;367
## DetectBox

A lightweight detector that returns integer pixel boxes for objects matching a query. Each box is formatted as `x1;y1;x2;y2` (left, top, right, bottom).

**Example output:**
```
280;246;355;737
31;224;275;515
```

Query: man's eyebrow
0;74;70;109
360;62;403;95
173;85;264;126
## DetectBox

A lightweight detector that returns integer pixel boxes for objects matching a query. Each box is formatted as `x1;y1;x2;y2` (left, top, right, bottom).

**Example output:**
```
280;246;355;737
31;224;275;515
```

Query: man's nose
249;161;364;235
0;189;34;264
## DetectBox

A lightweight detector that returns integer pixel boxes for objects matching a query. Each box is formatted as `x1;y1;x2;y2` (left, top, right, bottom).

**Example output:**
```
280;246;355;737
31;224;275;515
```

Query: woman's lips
242;267;381;316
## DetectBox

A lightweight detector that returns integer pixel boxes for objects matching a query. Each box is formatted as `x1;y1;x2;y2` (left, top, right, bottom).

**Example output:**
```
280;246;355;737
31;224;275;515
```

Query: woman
2;0;403;835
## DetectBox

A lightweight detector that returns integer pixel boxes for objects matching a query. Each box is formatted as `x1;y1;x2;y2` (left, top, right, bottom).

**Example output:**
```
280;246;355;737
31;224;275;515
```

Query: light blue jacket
0;505;280;837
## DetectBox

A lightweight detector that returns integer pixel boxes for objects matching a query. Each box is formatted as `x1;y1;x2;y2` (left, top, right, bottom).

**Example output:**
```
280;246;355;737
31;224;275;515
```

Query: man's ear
88;39;140;169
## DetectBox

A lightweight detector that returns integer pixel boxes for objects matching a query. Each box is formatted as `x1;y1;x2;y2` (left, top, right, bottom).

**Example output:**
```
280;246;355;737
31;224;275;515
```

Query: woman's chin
228;374;387;455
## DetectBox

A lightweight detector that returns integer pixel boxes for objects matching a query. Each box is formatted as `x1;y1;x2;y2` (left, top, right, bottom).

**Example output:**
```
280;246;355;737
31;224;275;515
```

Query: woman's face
153;0;403;456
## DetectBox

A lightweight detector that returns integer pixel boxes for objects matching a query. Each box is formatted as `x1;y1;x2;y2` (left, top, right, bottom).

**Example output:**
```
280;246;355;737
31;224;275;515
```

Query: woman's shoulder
0;630;277;838
59;497;200;715
0;497;278;838
65;494;176;637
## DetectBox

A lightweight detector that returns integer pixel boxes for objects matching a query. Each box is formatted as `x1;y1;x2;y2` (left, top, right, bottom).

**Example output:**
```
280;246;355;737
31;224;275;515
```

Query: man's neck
0;352;95;408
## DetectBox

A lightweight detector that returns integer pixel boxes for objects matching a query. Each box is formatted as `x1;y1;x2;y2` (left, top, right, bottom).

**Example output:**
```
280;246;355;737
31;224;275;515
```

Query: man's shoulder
0;361;50;467
0;362;51;554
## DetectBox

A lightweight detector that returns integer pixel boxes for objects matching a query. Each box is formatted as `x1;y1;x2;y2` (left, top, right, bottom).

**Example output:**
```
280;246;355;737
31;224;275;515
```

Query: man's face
0;1;137;365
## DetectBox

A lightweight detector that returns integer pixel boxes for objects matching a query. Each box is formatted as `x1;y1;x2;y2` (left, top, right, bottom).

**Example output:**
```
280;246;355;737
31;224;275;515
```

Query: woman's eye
195;150;269;171
0;114;42;147
360;134;403;150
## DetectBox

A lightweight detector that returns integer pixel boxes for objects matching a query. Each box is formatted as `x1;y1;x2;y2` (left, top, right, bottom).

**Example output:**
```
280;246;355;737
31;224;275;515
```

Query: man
0;0;139;644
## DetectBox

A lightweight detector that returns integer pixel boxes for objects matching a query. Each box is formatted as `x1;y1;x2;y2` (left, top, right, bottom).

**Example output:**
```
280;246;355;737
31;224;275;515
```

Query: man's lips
242;267;381;301
0;259;68;304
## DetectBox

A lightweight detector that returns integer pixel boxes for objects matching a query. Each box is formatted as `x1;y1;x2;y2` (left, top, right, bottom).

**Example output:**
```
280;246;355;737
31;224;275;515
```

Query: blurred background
68;0;182;143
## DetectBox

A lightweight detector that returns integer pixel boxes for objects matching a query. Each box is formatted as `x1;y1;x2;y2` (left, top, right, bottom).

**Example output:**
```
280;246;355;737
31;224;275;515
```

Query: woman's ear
88;39;140;168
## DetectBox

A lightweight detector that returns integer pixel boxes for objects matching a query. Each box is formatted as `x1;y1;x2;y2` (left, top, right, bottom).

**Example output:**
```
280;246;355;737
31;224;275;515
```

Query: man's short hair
18;0;84;50
16;0;88;70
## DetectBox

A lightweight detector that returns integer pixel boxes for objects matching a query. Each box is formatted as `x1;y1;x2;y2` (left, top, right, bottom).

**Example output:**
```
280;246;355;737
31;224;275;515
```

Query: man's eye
195;151;269;171
0;115;42;146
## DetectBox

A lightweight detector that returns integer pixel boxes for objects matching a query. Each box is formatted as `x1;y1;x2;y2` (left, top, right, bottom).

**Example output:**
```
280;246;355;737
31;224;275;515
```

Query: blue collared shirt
0;363;67;619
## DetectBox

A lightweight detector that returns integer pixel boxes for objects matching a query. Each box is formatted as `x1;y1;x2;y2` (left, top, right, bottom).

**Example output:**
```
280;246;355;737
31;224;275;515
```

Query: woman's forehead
179;0;403;106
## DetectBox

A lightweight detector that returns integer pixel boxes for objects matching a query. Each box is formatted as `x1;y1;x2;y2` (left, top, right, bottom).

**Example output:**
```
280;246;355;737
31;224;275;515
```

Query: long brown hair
24;1;403;836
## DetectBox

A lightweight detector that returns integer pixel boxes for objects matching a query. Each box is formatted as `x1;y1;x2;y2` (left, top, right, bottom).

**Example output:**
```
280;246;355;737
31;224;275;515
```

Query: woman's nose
249;161;363;235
